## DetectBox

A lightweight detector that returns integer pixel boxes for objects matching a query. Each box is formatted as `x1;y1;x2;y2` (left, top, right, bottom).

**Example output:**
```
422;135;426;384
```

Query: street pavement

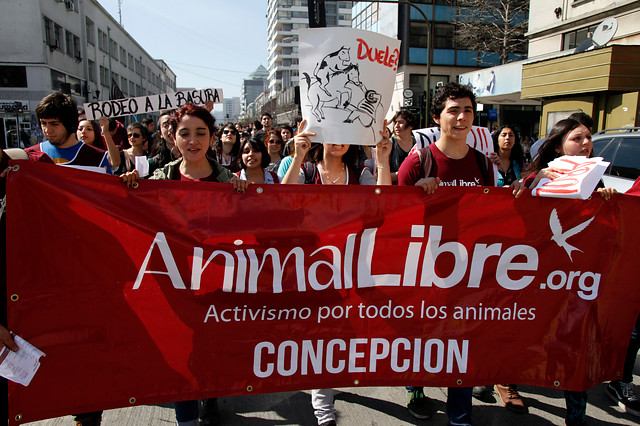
24;362;640;426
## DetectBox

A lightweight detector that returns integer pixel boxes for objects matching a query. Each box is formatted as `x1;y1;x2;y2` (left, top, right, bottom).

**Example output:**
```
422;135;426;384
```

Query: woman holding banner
114;122;150;175
282;119;392;425
120;103;248;426
237;137;280;184
523;117;615;426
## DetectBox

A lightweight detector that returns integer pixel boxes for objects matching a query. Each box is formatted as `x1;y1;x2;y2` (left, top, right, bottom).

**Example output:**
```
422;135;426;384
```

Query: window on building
86;18;94;45
120;47;127;66
54;24;62;50
110;40;118;59
51;70;66;92
562;24;599;50
128;53;134;71
434;23;456;49
409;21;428;48
99;66;109;87
140;64;146;79
0;66;28;87
73;35;80;59
43;17;53;46
121;77;128;96
98;29;107;52
65;30;73;56
88;60;96;82
129;81;135;95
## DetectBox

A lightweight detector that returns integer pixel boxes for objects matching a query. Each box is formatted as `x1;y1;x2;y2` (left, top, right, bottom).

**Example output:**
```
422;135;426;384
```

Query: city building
266;0;353;124
0;0;176;148
240;65;268;121
223;97;241;123
521;0;640;135
353;1;526;127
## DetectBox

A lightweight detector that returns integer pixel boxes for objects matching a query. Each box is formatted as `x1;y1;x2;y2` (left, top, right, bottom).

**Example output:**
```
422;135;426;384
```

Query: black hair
141;118;154;127
525;118;585;176
492;124;524;168
216;122;241;158
391;110;417;129
568;111;594;130
312;144;359;167
127;122;151;143
35;91;79;135
261;112;273;120
239;138;271;170
431;82;476;121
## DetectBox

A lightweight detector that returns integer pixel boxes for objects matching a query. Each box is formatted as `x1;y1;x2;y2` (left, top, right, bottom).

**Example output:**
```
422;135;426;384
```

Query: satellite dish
574;17;618;53
592;17;618;46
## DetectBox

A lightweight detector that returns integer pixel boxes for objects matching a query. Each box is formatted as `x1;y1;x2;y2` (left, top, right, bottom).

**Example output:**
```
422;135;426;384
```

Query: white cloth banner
531;156;609;199
298;28;400;146
83;88;223;120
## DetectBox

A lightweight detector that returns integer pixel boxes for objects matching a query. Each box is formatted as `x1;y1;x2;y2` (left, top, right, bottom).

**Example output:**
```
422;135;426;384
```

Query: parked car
592;127;640;193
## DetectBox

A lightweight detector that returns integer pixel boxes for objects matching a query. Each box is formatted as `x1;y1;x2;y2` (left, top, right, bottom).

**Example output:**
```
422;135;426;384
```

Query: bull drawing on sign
314;46;351;96
304;64;361;122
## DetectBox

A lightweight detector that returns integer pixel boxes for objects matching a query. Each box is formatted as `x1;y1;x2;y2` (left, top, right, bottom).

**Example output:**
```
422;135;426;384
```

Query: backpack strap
268;170;279;183
470;148;491;186
416;146;433;179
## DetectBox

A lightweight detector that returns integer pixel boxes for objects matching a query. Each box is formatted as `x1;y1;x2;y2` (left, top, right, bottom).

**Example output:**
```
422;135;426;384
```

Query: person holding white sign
282;120;391;425
523;118;615;200
522;116;615;426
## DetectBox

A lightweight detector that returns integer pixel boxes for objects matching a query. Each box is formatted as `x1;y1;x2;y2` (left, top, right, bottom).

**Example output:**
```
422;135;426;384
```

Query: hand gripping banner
5;160;640;423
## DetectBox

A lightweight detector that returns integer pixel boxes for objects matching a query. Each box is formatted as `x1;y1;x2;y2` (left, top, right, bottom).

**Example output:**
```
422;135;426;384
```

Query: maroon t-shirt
397;144;493;187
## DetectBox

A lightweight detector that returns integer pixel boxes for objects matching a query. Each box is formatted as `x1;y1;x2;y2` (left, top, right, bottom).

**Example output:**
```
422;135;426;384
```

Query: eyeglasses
223;129;237;135
267;140;282;145
128;133;142;138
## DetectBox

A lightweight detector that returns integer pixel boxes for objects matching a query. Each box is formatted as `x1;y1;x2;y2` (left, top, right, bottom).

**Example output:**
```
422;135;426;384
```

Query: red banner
6;160;640;423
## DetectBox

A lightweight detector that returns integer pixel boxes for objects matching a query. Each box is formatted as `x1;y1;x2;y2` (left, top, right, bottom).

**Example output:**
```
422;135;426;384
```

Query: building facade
521;0;640;135
0;0;176;148
266;0;353;124
240;65;268;121
353;1;517;127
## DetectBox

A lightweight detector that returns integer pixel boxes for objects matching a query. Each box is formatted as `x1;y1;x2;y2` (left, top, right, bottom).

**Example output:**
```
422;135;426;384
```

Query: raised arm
99;116;121;169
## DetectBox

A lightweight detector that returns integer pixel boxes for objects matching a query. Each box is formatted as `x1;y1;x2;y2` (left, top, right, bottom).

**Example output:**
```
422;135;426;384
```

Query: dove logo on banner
549;209;594;262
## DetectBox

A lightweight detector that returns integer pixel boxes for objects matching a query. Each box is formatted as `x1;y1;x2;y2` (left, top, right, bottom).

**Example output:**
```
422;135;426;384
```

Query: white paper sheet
299;27;401;146
0;335;45;386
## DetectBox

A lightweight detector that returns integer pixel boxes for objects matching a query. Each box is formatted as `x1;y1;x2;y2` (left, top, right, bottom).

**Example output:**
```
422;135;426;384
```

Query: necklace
322;164;345;184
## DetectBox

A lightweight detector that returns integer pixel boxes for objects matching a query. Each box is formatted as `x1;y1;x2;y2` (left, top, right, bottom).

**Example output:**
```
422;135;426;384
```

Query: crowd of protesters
0;84;639;426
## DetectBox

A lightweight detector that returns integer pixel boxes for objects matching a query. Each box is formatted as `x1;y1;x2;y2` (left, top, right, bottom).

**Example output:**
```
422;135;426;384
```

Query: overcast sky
95;0;269;99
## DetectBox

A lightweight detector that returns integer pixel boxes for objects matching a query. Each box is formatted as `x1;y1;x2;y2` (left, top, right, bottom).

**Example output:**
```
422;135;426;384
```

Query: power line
164;60;252;74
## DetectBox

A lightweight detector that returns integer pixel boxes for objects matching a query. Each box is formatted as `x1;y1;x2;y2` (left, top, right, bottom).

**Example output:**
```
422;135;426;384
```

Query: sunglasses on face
223;129;237;135
128;133;142;138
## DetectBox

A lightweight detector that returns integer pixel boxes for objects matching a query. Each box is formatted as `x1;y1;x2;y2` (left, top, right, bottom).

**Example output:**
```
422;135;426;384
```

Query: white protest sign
299;28;400;145
83;88;223;120
531;156;609;199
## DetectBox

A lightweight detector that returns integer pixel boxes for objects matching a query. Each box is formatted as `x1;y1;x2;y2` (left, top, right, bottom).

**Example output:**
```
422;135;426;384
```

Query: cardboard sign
299;28;401;145
83;88;223;120
531;156;609;199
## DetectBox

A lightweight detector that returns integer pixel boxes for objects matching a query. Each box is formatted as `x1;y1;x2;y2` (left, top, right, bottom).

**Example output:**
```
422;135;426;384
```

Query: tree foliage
456;0;529;65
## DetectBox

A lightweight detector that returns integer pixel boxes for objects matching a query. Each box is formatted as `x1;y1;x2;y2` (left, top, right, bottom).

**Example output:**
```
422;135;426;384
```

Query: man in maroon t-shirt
397;83;494;189
397;82;500;425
